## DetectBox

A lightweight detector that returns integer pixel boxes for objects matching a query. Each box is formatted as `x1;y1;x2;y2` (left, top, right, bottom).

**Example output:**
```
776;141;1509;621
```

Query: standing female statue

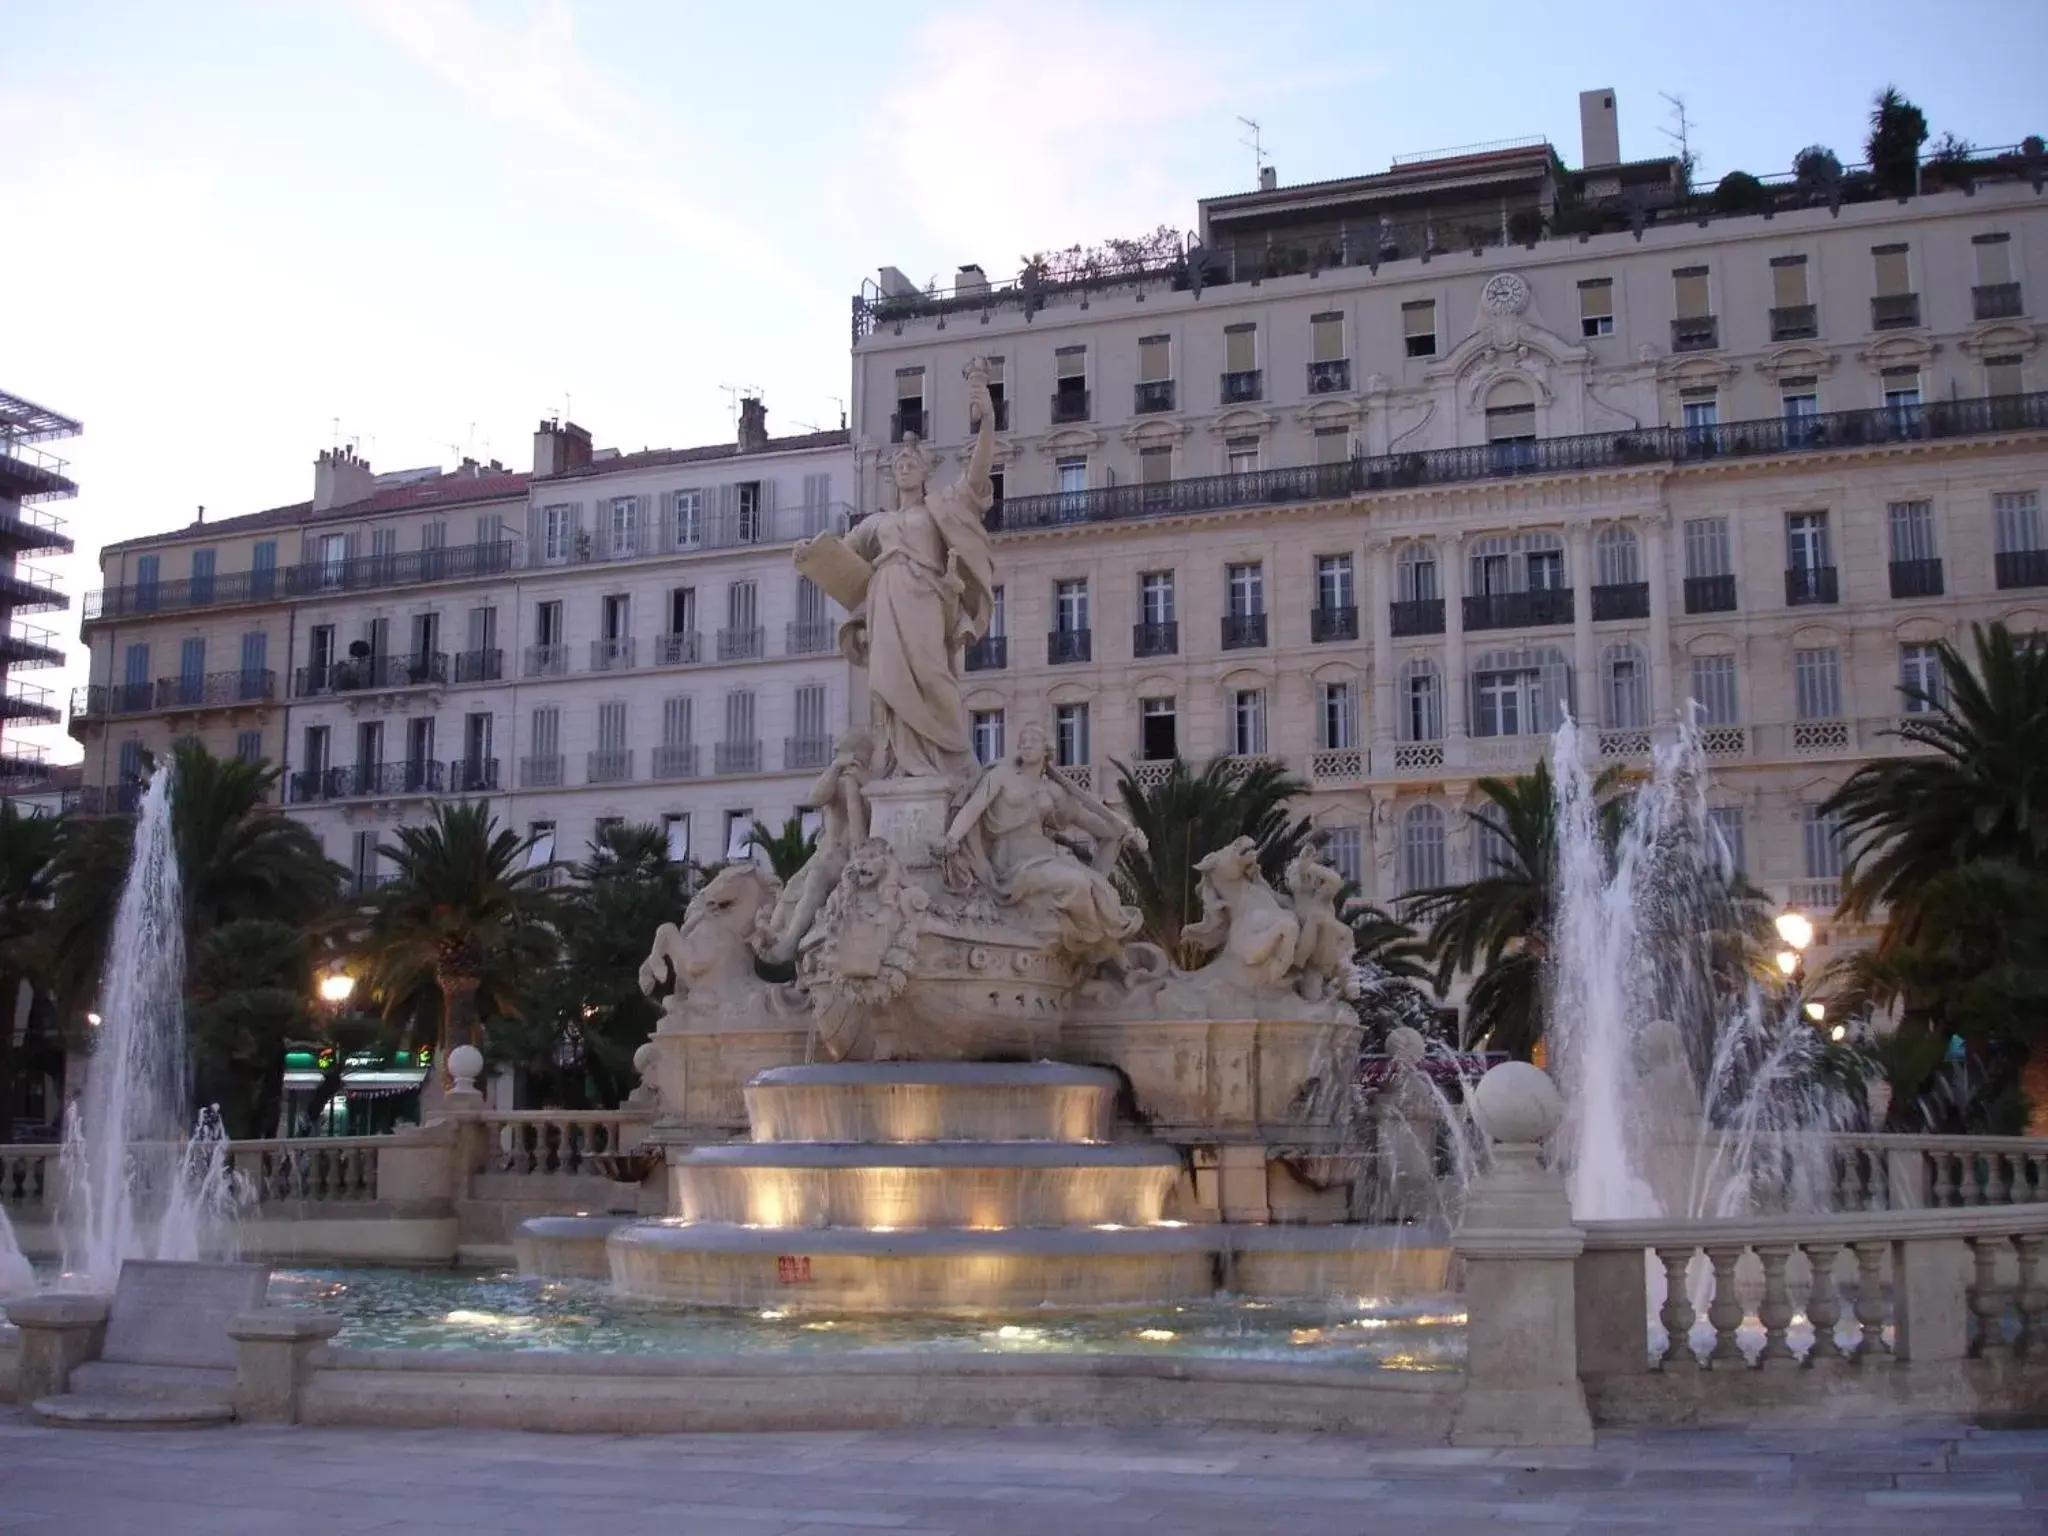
799;361;998;779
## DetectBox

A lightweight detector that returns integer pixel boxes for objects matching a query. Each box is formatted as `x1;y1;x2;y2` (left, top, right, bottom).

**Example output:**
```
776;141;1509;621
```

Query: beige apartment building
849;96;2046;932
74;403;854;883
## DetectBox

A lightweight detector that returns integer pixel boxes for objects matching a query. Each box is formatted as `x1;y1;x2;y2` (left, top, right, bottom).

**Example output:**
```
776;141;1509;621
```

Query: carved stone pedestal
862;776;954;867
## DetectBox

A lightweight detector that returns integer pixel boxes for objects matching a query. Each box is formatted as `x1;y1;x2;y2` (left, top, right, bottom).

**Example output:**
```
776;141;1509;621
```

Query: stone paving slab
2;1416;2047;1534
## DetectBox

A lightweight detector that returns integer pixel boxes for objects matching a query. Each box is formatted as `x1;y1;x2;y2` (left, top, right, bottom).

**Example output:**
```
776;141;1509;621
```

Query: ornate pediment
1119;415;1190;448
1856;332;1940;370
1205;405;1278;440
1034;425;1103;458
1755;344;1841;383
1958;320;2040;360
1430;268;1589;391
1292;396;1366;431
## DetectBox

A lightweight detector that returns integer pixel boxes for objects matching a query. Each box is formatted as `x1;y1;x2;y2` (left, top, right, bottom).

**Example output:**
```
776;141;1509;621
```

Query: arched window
1469;531;1566;595
1399;657;1443;741
1470;645;1572;737
1396;542;1439;602
1601;641;1649;729
1595;524;1641;587
1400;803;1447;895
1475;812;1517;876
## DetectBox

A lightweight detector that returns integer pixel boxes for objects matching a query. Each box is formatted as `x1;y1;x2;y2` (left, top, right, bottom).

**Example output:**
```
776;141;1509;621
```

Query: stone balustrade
470;1112;649;1179
1828;1133;2048;1208
230;1138;383;1204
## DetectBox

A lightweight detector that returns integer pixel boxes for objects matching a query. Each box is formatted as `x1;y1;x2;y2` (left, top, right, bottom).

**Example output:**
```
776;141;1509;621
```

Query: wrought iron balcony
1769;304;1818;341
1221;612;1267;649
295;653;447;697
1683;574;1738;614
153;669;276;710
1888;558;1945;599
1786;565;1839;605
0;502;73;558
787;620;836;655
1463;588;1573;631
1871;292;1921;330
1590;582;1650;621
446;757;499;793
714;740;762;776
652;743;699;779
716;626;765;662
1133;380;1176;414
73;682;154;720
520;754;565;789
1671;316;1719;352
1307;359;1351;394
1220;369;1263;404
1132;620;1178;658
1049;388;1091;424
291;761;442;802
964;634;1007;672
454;648;502;683
524;644;568;678
1047;628;1092;665
282;540;514;601
992;393;2048;537
0;566;67;613
1310;605;1358;643
1974;282;2023;321
590;637;637;671
1389;598;1445;637
889;405;926;443
656;631;701;666
77;780;144;816
1995;548;2048;590
785;736;834;772
587;749;633;784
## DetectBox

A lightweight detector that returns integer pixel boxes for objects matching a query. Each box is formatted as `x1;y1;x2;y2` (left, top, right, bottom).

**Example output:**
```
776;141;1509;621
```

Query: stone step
744;1062;1121;1145
31;1393;234;1429
669;1140;1183;1229
68;1360;236;1404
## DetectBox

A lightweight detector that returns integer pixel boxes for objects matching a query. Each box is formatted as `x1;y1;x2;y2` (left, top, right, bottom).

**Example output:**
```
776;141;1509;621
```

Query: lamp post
1774;907;1816;1024
317;972;356;1009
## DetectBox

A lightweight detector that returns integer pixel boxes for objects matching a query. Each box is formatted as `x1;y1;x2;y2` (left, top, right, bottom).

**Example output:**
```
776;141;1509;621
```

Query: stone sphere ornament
447;1043;485;1094
1469;1059;1563;1146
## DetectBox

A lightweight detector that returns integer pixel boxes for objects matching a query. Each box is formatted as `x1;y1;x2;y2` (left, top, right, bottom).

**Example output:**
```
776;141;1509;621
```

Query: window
464;710;493;768
408;611;440;668
1226;562;1264;617
1484;379;1536;443
1138;334;1171;383
1578;277;1613;337
597;701;627;753
1468;532;1566;594
190;547;216;603
972;709;1006;765
893;366;926;438
1139;571;1175;625
352;831;380;887
1397;544;1438;602
669;585;697;637
251;540;277;597
1231;689;1268;756
724;812;753;862
1055;457;1087;496
793;683;827;746
117;738;145;787
1882;366;1921;411
1595;525;1641;586
1888;501;1937;563
1673;266;1710;319
1772;254;1810;310
724;688;757;748
1318;681;1357;749
1707;806;1746;876
1313;427;1350;465
1054;579;1088;633
610;496;639;557
987;585;1007;638
1803;804;1845;880
1224;323;1257;376
1400;659;1443;741
1975;231;2014;287
1140;445;1172;484
1781;377;1819;431
541;505;574;564
601;592;631;642
727;579;759;632
1400;804;1447;895
1872;243;1911;297
1786;512;1831;572
235;731;262;764
1402;300;1437;358
1793;648;1843;720
1226;437;1258;476
1470;646;1571;737
406;716;435;773
1689;654;1739;725
354;721;383;774
1602;644;1648;729
530;704;561;756
526;822;556;869
1323;826;1363;886
1311;311;1345;361
1995;490;2042;554
1986;355;2025;398
1899;643;1945;714
1681;388;1719;431
179;636;205;685
672;489;703;548
1139;698;1176;760
1316;555;1354;611
1054;702;1089;767
662;695;693;746
1054;345;1088;418
302;725;330;778
1683;517;1732;579
535;600;563;647
662;814;689;864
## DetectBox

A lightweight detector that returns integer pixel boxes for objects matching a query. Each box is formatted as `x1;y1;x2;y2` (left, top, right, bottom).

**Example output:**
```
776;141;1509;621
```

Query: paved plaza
2;1417;2046;1534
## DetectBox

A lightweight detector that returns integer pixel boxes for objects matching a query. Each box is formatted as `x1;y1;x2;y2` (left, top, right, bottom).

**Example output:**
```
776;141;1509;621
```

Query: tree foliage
1866;85;1929;197
0;804;66;1140
745;815;817;885
186;917;313;1138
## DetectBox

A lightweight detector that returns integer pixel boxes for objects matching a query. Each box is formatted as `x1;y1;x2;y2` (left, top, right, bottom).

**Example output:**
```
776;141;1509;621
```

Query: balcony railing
1049;389;1090;424
295;653;447;697
0;623;65;669
447;757;499;793
1221;612;1267;649
1786;565;1839;605
524;644;569;678
1995;548;2048;590
1871;292;1921;330
520;754;565;789
656;631;701;666
1888;557;1945;599
992;393;2048;537
785;736;834;772
1768;304;1817;341
717;626;765;662
1974;282;2023;321
282;540;514;601
1671;316;1719;352
1132;620;1178;658
715;740;762;776
1048;629;1092;665
1220;369;1263;404
787;620;836;655
652;743;699;779
587;749;633;784
1463;588;1573;631
0;501;74;557
0;566;67;613
1307;359;1351;394
1590;582;1650;621
1389;598;1445;637
590;637;637;672
1133;380;1176;414
153;668;276;710
964;634;1007;671
1310;604;1358;643
289;761;443;803
1;681;60;724
1683;574;1738;614
454;648;503;683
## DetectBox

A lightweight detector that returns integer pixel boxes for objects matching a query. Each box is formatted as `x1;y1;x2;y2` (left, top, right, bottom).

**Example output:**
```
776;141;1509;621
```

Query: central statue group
639;361;1360;1063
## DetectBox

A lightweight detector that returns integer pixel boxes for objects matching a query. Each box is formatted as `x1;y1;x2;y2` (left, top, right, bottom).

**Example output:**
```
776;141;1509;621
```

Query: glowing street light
1775;950;1801;976
1829;1023;1848;1042
317;972;357;1006
1804;1000;1827;1023
1774;909;1815;953
86;1011;102;1028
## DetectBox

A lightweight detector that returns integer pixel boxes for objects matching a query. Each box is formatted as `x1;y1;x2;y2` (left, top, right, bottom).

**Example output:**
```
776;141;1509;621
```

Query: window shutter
1770;256;1808;309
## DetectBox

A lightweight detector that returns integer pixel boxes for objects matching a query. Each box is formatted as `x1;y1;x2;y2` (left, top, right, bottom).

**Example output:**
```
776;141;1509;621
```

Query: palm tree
1112;756;1312;966
363;802;556;1093
186;918;313;1138
1824;623;2048;940
0;804;65;1141
745;815;818;885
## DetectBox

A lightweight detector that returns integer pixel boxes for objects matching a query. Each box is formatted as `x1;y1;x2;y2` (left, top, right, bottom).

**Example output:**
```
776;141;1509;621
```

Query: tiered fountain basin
518;1061;1451;1311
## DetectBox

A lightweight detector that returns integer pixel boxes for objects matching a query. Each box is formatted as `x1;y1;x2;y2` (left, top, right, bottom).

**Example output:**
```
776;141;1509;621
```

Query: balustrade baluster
1657;1246;1698;1368
1967;1235;2011;1356
1756;1245;1797;1366
1851;1241;1891;1361
1705;1245;1747;1364
2014;1235;2046;1357
2029;1154;2048;1204
1803;1241;1844;1363
1984;1153;2008;1205
1932;1153;1958;1206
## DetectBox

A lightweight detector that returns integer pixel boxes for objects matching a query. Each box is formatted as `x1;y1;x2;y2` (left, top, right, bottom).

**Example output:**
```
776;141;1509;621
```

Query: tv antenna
719;383;762;430
829;396;847;430
1659;91;1697;180
1237;116;1269;185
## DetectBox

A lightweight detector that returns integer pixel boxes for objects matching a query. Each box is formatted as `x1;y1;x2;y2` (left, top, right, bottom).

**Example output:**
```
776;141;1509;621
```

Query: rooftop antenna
829;396;847;430
718;384;762;431
331;416;341;450
1659;91;1697;185
1237;116;1269;186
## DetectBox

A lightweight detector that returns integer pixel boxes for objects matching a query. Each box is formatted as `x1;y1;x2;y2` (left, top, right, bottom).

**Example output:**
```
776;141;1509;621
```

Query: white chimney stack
1579;88;1620;168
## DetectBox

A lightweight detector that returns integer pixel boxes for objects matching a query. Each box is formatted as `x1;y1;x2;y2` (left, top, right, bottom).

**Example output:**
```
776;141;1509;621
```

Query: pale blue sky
5;0;2044;761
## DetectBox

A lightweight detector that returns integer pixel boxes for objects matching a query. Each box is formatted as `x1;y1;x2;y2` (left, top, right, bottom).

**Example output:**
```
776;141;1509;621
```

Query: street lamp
317;972;356;1007
1804;1000;1827;1023
1774;909;1815;953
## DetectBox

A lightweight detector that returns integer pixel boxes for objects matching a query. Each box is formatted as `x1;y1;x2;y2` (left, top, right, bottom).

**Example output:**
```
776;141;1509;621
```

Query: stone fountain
520;362;1443;1309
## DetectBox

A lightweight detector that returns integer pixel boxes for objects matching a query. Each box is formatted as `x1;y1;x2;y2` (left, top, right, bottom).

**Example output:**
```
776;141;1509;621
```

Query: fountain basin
744;1062;1120;1144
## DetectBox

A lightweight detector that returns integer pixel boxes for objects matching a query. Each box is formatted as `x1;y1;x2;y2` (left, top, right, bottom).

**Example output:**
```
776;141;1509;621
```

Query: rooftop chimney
1258;165;1278;192
1579;88;1620;168
532;419;594;478
313;446;377;512
738;397;768;453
